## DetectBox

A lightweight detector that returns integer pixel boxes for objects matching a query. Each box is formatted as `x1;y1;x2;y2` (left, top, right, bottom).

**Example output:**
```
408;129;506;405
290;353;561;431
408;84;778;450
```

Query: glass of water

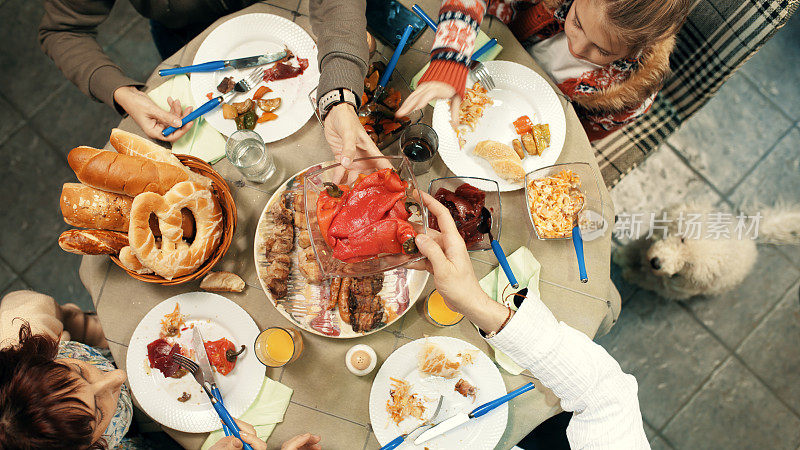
225;130;275;183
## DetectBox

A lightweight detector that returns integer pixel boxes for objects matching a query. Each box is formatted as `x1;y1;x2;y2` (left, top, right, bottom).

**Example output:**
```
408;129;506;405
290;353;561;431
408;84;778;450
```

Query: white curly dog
613;202;800;300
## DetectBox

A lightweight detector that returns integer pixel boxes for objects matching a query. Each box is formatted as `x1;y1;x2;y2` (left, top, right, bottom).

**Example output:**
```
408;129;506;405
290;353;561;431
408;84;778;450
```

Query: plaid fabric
594;0;799;188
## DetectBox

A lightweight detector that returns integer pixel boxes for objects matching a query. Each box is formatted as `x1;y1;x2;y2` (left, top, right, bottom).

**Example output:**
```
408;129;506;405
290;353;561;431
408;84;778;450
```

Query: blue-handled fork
162;67;264;137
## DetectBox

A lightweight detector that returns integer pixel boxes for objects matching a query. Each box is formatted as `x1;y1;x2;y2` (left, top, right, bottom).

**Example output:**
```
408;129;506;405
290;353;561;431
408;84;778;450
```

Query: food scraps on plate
385;342;479;426
146;303;245;381
527;169;585;238
213;50;309;130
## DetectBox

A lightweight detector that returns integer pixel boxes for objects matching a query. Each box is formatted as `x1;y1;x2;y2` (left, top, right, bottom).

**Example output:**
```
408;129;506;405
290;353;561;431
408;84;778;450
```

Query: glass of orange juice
423;290;464;327
254;327;304;367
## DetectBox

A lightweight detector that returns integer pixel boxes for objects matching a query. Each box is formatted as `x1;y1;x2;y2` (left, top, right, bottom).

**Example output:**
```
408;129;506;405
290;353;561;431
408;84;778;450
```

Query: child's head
563;0;693;65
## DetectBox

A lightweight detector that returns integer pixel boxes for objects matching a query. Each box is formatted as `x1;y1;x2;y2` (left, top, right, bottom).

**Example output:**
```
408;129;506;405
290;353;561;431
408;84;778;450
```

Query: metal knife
159;50;287;76
191;329;231;436
414;382;536;445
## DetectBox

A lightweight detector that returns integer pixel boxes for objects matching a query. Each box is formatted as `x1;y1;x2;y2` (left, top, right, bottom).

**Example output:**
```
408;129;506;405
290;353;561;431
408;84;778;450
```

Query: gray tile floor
0;0;798;448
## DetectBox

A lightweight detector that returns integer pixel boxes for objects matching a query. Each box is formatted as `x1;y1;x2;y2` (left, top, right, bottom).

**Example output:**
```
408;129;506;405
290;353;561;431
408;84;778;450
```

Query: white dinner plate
253;165;429;338
126;292;264;432
433;60;567;191
369;336;508;449
190;13;320;143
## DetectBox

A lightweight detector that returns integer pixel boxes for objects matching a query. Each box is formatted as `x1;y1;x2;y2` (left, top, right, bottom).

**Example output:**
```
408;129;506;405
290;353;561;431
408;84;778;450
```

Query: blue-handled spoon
478;207;519;288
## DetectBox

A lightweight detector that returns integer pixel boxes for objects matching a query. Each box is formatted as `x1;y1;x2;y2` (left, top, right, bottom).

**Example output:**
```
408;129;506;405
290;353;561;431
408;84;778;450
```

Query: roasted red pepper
203;338;245;376
333;218;417;261
317;168;418;261
328;169;408;238
317;183;350;246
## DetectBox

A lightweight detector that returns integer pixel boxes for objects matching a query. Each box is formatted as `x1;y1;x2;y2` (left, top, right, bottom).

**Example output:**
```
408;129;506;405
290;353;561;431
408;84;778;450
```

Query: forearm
487;296;649;449
310;0;369;102
39;0;143;110
419;0;488;97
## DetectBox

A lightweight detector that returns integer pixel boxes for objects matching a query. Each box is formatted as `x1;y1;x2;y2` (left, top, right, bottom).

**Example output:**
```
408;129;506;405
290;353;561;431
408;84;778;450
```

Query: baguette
473;140;526;183
109;129;210;187
67;146;188;197
200;271;245;292
58;229;128;255
60;183;195;237
60;183;132;232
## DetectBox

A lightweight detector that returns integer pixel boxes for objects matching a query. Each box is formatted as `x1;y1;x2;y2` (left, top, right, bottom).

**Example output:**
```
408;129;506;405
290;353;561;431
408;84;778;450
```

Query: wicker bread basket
110;154;237;285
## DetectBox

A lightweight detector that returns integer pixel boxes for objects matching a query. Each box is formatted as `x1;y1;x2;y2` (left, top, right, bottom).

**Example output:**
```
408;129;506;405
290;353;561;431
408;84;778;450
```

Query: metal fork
470;60;495;91
469;38;498;91
162;67;265;137
380;395;444;450
173;355;253;450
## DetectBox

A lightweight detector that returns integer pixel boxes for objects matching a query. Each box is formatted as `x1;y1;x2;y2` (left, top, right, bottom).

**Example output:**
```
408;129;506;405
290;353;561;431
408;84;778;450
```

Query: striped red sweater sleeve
418;0;488;98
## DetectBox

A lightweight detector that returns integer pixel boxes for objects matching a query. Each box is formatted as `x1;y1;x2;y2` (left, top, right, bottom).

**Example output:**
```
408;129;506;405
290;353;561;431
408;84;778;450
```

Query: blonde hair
600;0;694;54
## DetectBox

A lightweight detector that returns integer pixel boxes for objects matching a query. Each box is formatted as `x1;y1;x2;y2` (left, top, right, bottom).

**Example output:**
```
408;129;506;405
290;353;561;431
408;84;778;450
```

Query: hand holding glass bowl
303;156;427;278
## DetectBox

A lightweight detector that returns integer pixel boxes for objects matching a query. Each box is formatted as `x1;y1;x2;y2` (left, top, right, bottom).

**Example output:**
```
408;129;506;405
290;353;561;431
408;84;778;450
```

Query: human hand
396;81;459;125
208;419;267;450
113;86;194;142
281;433;322;450
323;102;382;168
413;193;509;332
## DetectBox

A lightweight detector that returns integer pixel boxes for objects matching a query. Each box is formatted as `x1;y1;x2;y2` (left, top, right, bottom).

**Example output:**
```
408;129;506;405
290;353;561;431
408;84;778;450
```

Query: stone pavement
0;1;797;448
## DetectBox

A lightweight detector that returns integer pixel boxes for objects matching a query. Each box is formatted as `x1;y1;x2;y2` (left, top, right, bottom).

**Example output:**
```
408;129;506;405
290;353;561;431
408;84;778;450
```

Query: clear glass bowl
304;156;427;277
427;176;501;252
308;55;423;150
524;162;606;240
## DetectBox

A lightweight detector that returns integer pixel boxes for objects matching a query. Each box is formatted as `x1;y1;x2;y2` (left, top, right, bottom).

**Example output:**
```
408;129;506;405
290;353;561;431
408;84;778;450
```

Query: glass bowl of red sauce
427;177;501;252
304;156;428;278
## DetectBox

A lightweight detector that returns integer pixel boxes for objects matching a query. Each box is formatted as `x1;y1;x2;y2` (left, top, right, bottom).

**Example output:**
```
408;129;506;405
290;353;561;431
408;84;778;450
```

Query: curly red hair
0;321;106;449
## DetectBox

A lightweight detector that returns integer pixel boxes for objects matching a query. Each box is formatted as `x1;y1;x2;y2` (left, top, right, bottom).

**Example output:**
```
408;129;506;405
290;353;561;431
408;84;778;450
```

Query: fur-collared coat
419;0;675;141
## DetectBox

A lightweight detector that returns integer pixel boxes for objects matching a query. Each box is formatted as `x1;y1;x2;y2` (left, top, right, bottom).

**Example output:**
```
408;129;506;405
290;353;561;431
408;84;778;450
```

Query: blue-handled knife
192;329;249;448
159;50;288;76
413;382;535;445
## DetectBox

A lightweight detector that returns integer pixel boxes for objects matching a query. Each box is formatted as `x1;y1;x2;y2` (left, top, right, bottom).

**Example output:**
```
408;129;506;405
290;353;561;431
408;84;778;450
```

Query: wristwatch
318;88;359;121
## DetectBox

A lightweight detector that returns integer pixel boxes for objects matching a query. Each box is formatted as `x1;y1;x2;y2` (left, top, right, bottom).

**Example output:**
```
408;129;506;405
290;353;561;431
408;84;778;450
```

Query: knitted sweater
419;0;674;141
487;295;650;449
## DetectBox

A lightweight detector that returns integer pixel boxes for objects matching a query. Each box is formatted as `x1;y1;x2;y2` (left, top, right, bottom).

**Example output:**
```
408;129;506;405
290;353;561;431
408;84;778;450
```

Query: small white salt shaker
345;344;377;376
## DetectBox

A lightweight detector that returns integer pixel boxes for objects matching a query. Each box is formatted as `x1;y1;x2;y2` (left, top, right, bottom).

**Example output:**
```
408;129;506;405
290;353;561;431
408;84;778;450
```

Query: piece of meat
263;254;291;299
292;189;305;212
352;310;383;332
347;276;386;333
350;274;384;297
455;378;478;401
298;229;311;248
299;253;323;284
217;76;235;94
328;278;341;311
294;210;307;229
337;278;352;323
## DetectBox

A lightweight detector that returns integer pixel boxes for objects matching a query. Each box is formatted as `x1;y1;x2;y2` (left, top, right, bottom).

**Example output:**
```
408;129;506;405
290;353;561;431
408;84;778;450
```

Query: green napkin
410;31;504;91
477;246;541;375
148;75;227;163
201;377;293;449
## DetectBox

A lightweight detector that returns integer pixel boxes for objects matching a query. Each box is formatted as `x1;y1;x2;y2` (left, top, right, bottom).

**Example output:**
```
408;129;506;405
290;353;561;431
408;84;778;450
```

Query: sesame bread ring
128;181;223;280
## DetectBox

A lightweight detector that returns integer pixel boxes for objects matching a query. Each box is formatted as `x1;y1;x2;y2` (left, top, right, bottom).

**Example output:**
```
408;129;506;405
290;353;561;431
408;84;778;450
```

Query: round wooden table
80;2;621;448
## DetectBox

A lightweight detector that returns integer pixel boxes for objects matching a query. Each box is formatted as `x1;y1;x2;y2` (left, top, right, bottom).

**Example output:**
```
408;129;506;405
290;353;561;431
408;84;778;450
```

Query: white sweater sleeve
486;295;650;450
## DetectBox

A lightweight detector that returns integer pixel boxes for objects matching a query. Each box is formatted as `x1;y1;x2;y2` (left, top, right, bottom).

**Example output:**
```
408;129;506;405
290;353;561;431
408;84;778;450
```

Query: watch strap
318;88;358;120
